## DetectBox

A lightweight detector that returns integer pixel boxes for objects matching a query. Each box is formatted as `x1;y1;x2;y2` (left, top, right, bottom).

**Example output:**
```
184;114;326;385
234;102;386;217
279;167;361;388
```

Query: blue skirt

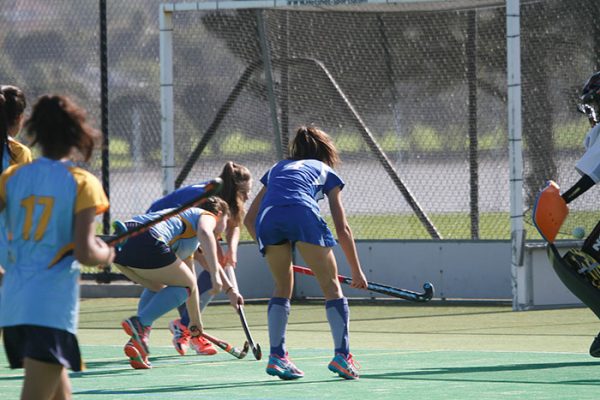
256;205;336;254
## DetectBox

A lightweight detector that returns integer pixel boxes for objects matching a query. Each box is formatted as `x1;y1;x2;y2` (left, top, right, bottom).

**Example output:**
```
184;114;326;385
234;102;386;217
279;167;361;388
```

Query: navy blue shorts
3;325;82;371
256;205;336;254
114;222;177;269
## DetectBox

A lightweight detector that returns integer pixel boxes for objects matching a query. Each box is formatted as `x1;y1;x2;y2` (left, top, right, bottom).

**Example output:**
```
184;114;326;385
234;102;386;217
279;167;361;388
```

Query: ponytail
218;161;252;226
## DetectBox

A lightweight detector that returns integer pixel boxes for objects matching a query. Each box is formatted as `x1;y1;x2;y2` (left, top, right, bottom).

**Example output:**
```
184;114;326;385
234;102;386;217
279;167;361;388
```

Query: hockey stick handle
292;265;434;302
105;178;222;247
201;331;249;359
238;305;262;360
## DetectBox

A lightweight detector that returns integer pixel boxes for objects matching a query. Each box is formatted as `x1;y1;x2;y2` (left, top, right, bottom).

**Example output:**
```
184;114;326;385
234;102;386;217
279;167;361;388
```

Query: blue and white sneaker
266;353;304;380
328;353;360;380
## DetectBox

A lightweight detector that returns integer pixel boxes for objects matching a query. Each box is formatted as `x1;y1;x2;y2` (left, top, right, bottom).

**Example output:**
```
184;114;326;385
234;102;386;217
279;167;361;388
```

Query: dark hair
219;161;252;226
25;95;99;161
201;196;230;218
0;85;27;167
289;126;340;168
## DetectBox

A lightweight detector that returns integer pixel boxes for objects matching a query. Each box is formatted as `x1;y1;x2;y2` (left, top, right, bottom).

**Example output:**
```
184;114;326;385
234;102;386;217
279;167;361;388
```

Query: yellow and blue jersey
0;157;108;334
0;138;32;266
131;207;215;261
1;138;32;172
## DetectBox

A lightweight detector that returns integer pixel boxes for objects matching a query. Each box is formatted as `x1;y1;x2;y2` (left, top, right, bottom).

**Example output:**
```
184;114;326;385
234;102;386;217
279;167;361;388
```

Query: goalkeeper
544;71;600;357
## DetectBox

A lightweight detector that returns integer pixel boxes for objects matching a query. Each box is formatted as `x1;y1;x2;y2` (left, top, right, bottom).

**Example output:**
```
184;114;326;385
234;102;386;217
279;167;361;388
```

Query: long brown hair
25;95;99;161
289;126;340;168
219;161;252;226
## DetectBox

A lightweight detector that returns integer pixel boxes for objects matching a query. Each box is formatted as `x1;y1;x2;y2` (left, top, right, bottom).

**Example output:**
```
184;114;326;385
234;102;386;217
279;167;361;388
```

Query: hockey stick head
238;341;250;359
420;282;434;302
252;343;262;360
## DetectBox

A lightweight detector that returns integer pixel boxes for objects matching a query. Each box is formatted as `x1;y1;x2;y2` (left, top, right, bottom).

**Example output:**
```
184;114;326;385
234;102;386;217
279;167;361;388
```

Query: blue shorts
3;325;83;371
256;205;336;254
114;222;177;269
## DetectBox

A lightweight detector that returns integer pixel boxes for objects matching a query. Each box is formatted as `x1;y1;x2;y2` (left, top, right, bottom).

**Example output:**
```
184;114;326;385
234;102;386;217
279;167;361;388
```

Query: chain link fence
1;0;599;242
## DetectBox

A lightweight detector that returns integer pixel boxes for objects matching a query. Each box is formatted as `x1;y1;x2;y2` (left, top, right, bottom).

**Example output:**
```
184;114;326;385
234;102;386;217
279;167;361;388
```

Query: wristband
189;325;201;337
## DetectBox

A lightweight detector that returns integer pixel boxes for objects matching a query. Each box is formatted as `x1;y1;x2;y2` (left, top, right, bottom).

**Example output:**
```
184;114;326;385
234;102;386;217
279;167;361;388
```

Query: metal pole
257;10;283;159
507;0;526;310
160;4;175;195
99;0;110;234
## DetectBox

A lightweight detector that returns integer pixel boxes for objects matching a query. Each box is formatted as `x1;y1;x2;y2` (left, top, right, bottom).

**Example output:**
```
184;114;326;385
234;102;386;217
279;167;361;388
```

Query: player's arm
74;206;114;266
561;174;595;204
196;214;223;294
327;186;367;289
244;186;266;241
223;222;240;267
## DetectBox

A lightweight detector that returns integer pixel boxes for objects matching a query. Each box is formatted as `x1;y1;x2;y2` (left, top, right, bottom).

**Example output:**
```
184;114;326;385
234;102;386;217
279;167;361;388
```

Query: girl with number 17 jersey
0;158;109;334
0;94;114;400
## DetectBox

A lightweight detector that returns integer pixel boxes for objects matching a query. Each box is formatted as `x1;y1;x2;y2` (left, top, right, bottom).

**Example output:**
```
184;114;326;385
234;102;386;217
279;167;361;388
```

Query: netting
0;0;599;246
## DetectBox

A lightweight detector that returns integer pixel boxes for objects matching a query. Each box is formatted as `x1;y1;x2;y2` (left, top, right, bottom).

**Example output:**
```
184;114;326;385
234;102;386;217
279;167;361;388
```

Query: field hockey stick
201;331;249;359
104;178;223;248
293;265;434;302
237;305;262;360
222;265;261;359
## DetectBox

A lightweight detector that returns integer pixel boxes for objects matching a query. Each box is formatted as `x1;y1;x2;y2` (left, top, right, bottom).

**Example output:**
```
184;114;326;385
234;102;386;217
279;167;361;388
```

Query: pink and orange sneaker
121;316;151;360
124;340;151;369
190;335;218;356
168;319;191;356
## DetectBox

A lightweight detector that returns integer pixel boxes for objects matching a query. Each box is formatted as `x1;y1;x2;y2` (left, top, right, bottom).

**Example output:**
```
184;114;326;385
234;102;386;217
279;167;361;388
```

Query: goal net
159;0;600;241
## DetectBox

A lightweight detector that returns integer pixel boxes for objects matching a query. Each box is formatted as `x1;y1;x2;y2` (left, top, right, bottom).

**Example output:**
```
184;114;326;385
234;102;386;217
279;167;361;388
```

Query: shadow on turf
361;360;600;385
73;378;334;396
81;353;237;371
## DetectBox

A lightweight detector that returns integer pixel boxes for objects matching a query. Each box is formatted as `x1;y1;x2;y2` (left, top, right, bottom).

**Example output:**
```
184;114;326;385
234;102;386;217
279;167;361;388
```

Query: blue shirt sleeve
323;166;345;195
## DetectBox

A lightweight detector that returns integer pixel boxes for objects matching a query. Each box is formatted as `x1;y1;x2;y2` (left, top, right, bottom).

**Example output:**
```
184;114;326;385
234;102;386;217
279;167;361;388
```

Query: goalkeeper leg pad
547;244;600;320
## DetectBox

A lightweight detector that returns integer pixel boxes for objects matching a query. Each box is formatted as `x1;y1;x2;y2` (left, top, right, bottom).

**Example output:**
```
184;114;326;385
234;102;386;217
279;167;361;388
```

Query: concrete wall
212;240;514;301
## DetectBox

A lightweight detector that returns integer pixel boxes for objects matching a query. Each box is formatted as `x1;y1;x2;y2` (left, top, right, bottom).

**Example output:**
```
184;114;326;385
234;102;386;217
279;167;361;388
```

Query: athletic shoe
124;340;151;369
121;316;150;359
328;353;360;380
266;353;304;380
590;333;600;357
168;319;191;356
190;335;218;355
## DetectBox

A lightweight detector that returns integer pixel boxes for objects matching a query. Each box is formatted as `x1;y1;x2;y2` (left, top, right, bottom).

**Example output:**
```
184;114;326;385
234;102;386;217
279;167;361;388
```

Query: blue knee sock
179;270;213;326
138;288;156;315
268;297;290;358
138;286;188;327
326;297;350;356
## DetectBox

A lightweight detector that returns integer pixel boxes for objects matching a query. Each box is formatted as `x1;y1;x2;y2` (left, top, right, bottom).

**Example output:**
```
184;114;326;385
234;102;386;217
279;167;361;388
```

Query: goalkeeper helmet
578;71;600;126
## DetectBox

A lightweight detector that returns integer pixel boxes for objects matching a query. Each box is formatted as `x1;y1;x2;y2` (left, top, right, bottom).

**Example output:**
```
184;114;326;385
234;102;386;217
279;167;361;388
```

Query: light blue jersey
0;157;108;334
131;207;213;261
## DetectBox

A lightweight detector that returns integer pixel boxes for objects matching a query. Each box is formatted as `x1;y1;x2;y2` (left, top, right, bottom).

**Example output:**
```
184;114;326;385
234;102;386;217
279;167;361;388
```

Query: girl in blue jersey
143;161;252;356
245;126;368;380
114;196;243;369
0;94;114;400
